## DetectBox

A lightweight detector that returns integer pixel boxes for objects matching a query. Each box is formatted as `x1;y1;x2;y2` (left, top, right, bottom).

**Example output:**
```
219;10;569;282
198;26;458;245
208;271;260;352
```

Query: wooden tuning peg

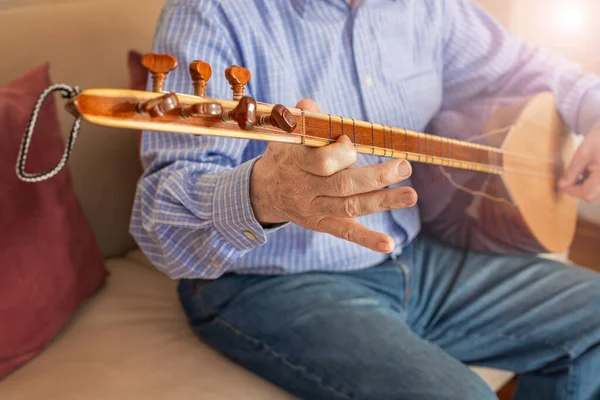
181;102;222;118
258;104;297;133
221;96;257;130
137;93;179;118
225;66;251;100
141;53;178;92
189;60;212;97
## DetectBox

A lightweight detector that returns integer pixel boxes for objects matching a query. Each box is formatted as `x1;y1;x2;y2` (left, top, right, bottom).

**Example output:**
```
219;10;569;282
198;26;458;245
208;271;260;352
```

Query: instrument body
66;88;578;255
413;93;577;254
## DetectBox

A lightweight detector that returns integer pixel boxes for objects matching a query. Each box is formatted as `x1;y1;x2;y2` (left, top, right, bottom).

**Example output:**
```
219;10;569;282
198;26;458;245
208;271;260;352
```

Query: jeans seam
566;362;575;400
438;327;572;355
395;262;410;308
213;316;355;400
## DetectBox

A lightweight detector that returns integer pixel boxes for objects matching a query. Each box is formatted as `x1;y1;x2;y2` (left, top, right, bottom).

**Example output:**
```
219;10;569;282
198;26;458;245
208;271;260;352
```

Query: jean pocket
177;279;213;320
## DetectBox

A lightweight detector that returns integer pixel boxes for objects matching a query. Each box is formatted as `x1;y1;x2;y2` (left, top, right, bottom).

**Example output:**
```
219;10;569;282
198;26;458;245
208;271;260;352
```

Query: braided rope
16;84;81;182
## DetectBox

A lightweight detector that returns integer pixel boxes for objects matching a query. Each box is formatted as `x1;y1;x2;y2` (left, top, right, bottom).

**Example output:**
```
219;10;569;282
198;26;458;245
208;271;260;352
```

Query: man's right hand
249;99;417;253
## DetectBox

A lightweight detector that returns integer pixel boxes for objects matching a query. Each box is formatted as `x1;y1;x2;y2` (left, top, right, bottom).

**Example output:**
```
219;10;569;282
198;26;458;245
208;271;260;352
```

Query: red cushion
0;64;107;379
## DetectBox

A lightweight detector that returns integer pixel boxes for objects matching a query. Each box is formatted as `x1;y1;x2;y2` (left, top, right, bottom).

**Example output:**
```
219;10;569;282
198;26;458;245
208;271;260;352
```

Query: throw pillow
0;64;107;379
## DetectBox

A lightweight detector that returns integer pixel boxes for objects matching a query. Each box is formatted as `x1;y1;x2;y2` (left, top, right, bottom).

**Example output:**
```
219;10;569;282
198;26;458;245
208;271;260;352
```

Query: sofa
0;0;517;398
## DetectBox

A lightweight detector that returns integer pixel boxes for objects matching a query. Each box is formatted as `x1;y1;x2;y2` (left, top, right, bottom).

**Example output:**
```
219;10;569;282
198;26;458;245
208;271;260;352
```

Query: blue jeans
178;235;600;399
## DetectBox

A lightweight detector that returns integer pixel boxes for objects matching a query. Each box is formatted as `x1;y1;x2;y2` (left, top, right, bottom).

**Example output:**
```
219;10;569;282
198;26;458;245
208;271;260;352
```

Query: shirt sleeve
441;0;600;135
130;1;278;280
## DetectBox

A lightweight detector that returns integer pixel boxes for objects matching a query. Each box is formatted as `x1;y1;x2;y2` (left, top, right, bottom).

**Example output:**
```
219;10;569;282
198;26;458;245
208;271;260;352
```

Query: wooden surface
501;92;577;253
414;93;576;255
189;60;212;97
141;53;177;92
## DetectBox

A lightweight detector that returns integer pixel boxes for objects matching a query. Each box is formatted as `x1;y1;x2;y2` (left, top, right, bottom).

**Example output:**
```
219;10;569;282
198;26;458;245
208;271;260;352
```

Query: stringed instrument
51;53;578;255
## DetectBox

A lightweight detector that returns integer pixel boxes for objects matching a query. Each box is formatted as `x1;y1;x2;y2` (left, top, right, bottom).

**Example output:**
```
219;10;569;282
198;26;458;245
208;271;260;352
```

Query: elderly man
131;0;600;398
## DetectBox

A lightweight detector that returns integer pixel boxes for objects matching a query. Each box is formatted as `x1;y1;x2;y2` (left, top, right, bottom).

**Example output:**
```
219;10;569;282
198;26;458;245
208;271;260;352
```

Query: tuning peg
189;60;212;97
225;66;251;100
137;92;179;118
141;53;178;92
258;104;297;133
181;102;222;118
221;96;256;130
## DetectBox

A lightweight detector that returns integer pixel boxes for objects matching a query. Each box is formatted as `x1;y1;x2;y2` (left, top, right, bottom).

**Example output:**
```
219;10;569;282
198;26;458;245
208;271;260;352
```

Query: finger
295;98;321;113
562;170;600;204
560;145;592;188
311;186;418;218
312;159;412;196
293;135;358;176
315;217;395;253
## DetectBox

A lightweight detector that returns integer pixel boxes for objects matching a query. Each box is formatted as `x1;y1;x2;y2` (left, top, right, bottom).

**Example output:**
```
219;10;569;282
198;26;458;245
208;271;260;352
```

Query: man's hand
250;99;417;253
560;127;600;204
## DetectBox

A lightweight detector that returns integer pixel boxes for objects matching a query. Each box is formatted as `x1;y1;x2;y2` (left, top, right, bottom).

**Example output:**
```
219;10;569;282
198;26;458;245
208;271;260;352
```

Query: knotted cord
16;84;81;182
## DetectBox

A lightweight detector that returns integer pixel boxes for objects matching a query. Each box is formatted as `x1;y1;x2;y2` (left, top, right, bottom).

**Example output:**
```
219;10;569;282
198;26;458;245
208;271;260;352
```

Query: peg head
225;96;257;130
141;53;178;92
270;104;297;133
225;66;251;100
137;92;179;118
189;60;212;97
181;102;222;118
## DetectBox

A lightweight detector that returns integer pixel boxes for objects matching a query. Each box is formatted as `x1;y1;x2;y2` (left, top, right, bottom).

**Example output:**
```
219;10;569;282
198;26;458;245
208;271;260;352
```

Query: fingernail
403;192;416;204
378;242;391;252
398;161;411;177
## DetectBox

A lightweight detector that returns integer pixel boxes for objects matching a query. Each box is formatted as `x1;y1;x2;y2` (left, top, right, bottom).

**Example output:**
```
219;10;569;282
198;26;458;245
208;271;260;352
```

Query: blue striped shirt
130;0;600;279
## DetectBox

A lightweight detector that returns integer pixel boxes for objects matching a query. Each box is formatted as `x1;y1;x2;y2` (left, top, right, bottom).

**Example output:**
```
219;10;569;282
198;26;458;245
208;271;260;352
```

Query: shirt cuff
211;157;286;250
577;85;600;135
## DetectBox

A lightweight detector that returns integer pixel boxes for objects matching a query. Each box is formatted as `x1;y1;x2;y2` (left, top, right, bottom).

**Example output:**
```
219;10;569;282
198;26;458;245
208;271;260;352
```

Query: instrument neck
298;111;504;175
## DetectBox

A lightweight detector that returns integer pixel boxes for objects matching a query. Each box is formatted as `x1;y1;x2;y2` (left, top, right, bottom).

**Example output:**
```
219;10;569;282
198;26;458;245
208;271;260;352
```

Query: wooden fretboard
298;112;504;175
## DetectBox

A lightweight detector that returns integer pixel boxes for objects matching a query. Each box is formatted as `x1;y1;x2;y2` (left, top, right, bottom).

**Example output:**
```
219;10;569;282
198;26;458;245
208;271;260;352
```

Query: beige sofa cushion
0;0;167;257
0;256;294;400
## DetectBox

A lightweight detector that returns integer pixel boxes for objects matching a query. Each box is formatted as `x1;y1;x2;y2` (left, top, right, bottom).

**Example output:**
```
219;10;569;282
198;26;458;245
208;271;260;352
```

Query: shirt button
243;230;257;240
363;75;373;87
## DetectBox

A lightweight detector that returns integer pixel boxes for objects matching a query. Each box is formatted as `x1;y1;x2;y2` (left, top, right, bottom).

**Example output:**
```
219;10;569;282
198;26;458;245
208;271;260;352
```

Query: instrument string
255;124;558;180
295;124;561;172
301;111;561;166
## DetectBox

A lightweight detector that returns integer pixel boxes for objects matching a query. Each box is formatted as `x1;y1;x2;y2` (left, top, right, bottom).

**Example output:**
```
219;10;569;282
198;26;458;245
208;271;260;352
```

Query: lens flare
554;2;588;36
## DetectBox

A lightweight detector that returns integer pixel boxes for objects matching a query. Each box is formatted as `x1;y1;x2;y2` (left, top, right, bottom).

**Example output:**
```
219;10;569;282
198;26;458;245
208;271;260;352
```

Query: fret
442;137;447;166
417;132;422;162
442;138;449;166
301;110;306;144
340;116;344;138
429;135;433;163
404;129;408;159
351;118;356;148
389;126;395;158
382;124;387;157
370;121;375;155
328;114;332;143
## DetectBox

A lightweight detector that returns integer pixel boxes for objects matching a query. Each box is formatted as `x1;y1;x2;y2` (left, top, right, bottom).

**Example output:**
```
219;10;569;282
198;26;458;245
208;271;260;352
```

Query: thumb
560;145;591;188
295;98;321;113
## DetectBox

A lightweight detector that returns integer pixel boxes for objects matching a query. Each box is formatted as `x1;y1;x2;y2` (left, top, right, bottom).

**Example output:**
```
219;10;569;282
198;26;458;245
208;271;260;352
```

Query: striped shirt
130;0;600;279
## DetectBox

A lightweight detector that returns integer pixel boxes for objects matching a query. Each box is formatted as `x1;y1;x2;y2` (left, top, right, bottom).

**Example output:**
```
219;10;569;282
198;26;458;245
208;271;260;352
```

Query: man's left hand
560;127;600;204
